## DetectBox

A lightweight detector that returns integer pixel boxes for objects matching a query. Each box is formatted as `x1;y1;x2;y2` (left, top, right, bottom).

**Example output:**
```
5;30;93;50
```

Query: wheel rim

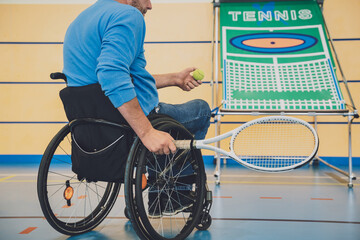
132;124;205;239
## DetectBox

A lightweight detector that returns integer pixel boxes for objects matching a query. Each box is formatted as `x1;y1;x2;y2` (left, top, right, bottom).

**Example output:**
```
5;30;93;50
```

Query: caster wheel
196;213;212;231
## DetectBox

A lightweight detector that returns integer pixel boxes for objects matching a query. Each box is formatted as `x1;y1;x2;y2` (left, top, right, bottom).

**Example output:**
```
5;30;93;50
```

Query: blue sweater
63;0;158;115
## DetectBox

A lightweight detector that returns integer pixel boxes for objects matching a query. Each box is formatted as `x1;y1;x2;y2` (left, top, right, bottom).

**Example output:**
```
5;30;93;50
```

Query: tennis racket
175;116;319;172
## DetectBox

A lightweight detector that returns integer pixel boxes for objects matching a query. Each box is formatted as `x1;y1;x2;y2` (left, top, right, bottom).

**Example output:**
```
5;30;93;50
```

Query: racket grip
174;140;192;150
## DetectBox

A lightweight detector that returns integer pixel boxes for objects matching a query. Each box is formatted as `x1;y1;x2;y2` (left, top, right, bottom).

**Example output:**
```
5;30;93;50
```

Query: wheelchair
37;73;212;240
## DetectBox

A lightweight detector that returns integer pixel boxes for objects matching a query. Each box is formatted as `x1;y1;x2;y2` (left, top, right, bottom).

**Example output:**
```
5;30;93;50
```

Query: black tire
196;213;212;231
125;118;206;240
37;124;120;235
124;207;130;219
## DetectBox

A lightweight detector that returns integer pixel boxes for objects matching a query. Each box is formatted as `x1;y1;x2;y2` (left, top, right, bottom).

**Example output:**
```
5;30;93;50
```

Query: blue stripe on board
145;41;212;44
1;80;360;85
1;154;359;166
0;38;359;45
0;121;68;124
0;41;212;45
0;42;64;44
210;121;360;125
2;80;360;84
0;121;358;124
339;80;360;83
0;82;65;84
0;155;43;165
332;38;360;41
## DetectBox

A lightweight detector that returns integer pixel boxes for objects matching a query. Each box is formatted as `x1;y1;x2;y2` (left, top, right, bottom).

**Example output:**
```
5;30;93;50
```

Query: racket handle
174;140;193;150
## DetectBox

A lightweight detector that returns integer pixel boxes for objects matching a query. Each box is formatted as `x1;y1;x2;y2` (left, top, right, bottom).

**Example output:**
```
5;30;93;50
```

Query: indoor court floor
1;161;360;240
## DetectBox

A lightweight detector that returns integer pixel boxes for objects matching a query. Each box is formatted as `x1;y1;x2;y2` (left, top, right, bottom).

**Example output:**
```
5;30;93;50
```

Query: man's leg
156;99;211;140
150;99;210;215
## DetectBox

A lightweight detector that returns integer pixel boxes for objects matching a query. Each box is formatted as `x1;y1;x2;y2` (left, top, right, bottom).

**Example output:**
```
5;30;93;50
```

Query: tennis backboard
220;0;345;111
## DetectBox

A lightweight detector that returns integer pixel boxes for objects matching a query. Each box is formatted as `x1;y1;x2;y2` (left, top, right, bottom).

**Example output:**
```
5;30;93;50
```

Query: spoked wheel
37;124;120;235
125;117;206;240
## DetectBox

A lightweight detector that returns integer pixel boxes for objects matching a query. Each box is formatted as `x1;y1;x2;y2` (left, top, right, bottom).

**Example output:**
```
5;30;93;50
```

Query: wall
0;0;359;165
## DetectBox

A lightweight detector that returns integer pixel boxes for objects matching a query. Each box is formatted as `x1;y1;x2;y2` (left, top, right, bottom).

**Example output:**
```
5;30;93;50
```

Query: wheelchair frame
37;75;213;239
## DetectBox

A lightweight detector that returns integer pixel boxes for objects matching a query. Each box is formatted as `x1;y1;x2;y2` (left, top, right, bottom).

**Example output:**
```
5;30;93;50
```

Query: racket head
230;116;319;172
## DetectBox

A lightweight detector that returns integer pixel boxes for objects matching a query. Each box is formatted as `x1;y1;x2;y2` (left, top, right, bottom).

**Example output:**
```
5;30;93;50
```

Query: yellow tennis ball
192;69;204;81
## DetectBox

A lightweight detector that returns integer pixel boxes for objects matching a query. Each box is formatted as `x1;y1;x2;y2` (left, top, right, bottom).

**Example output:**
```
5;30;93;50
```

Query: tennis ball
192;69;204;81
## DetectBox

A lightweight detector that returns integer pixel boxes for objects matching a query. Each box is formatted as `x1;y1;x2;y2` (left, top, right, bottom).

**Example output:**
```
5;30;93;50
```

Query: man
63;0;211;156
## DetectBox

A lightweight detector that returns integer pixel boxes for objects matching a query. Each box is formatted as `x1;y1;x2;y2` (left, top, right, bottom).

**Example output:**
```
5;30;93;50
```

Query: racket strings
232;120;316;169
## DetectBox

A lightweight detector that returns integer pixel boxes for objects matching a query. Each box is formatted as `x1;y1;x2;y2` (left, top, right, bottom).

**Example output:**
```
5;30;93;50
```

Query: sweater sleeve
96;9;145;108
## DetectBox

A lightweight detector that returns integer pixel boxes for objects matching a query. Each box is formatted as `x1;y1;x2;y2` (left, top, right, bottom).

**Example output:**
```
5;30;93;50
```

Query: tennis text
228;10;312;22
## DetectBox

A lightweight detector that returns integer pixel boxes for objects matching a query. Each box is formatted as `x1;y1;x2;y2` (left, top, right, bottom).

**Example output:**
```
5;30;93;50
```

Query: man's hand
153;67;202;91
141;128;177;155
175;67;202;91
118;97;177;155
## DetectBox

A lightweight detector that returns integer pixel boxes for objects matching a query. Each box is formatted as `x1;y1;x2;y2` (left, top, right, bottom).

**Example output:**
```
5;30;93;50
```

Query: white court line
206;174;344;179
0;173;344;180
206;180;355;186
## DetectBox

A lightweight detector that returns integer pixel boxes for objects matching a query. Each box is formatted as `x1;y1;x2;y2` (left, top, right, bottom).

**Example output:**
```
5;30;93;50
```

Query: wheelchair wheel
37;124;120;235
125;118;206;240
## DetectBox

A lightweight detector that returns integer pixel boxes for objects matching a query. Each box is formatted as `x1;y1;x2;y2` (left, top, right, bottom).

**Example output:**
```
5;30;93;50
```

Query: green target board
220;0;345;111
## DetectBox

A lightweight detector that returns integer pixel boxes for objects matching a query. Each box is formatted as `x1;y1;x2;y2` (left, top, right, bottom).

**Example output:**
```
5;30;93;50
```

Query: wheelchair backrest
59;83;133;182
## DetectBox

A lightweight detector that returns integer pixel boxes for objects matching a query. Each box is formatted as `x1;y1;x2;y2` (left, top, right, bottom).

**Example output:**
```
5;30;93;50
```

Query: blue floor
1;162;360;240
